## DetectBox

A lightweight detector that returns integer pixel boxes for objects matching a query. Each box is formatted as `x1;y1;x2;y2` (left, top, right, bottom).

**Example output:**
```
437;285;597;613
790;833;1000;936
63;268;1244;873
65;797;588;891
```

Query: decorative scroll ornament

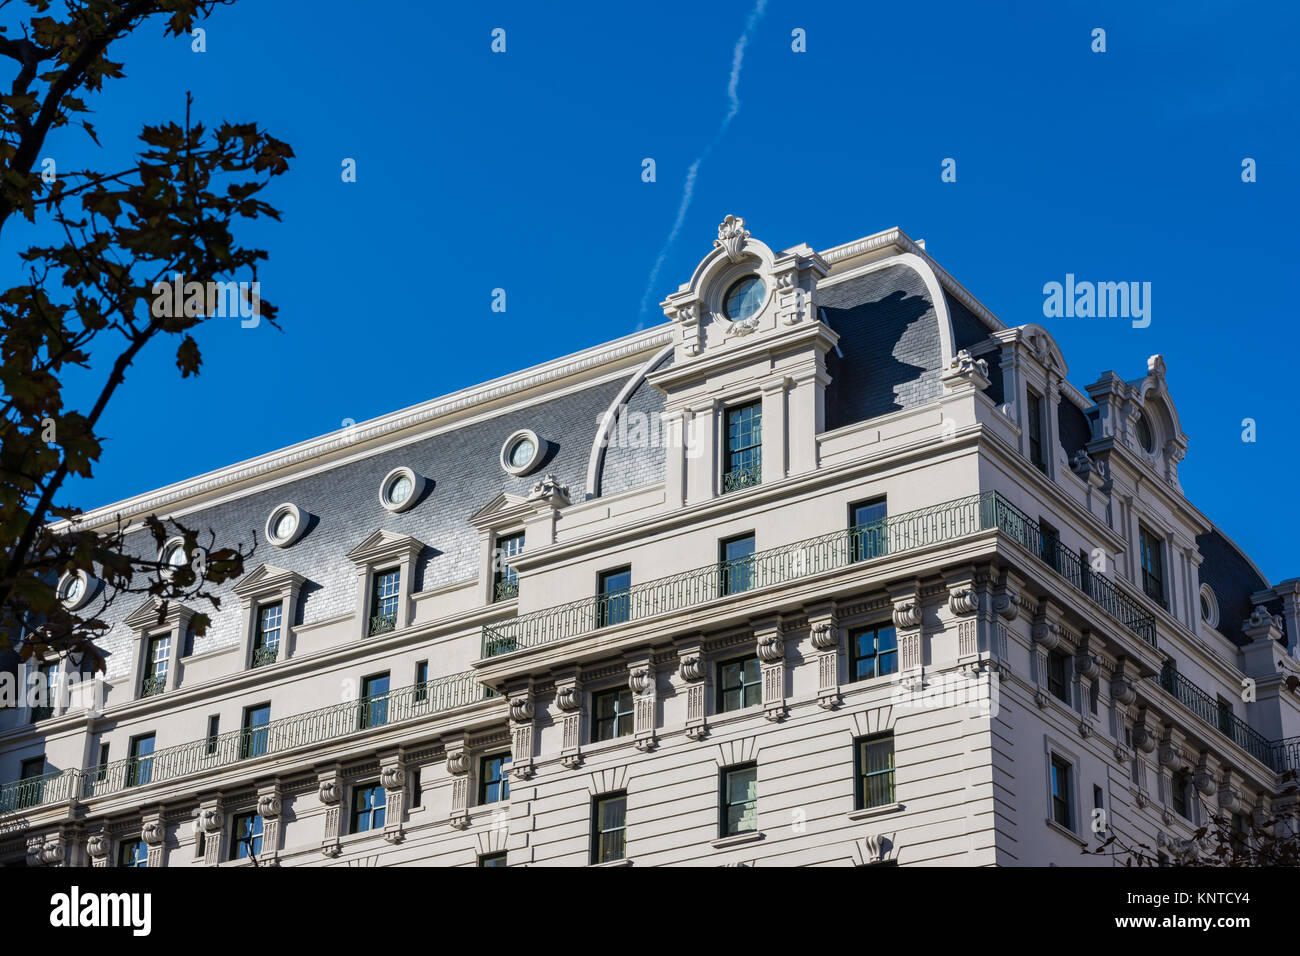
41;837;65;866
142;821;164;846
679;653;705;682
892;602;922;629
1070;449;1095;477
1217;784;1245;815
1156;831;1200;864
1073;650;1101;680
949;589;978;615
258;793;282;819
87;833;109;861
445;749;470;776
1157;740;1184;769
993;589;1021;621
527;474;570;508
1031;620;1062;650
380;767;406;791
509;696;535;722
809;621;839;650
714;214;751;263
25;837;44;867
757;633;785;664
862;833;883;862
628;667;654;695
1192;765;1217;796
1109;675;1137;706
555;685;581;712
317;781;340;806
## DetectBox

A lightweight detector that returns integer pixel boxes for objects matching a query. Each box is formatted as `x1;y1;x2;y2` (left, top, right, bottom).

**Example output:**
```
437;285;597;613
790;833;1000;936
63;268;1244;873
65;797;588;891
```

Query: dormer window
1139;525;1166;608
252;603;282;668
1135;411;1155;453
493;531;524;602
1026;387;1047;473
370;568;400;635
142;634;170;698
723;275;765;322
723;400;762;493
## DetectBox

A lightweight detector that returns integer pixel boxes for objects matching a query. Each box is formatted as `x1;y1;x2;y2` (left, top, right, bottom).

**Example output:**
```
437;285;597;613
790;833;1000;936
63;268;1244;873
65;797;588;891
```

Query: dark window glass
1050;755;1072;829
591;792;628;864
479;852;508;867
350;783;387;833
717;657;761;713
1139;526;1166;606
241;703;271;759
205;715;220;756
1039;519;1060;572
252;602;282;666
127;734;155;787
1027;387;1046;472
1172;771;1190;819
850;498;888;562
369;568;400;634
719;533;756;596
414;661;429;703
30;662;55;721
1093;785;1105;813
118;839;148;868
230;812;264;860
850;624;898;681
1135;412;1154;452
493;532;525;602
597;567;632;628
592;687;634;741
856;734;896;809
723;400;763;493
480;753;511;804
1217;697;1234;736
359;673;390;729
720;764;758;837
142;635;170;697
17;757;45;809
1047;651;1069;703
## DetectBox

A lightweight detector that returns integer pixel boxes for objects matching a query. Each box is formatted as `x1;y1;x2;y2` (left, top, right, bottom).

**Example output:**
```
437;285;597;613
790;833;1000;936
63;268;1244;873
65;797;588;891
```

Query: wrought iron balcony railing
368;613;396;636
481;490;1161;659
1157;662;1275;769
722;460;762;494
494;580;519;602
251;645;278;668
0;670;489;816
140;675;166;698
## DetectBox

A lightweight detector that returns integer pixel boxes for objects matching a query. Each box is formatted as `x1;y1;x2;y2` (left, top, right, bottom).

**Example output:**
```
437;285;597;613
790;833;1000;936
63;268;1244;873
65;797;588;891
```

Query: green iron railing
482;491;996;658
1158;662;1274;769
251;645;278;668
0;670;489;816
722;460;762;494
140;675;166;698
1269;735;1300;775
368;613;396;636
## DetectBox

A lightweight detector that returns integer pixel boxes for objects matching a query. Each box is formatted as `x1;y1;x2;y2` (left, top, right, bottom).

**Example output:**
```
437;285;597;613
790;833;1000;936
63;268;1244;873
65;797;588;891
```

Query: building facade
3;217;1298;868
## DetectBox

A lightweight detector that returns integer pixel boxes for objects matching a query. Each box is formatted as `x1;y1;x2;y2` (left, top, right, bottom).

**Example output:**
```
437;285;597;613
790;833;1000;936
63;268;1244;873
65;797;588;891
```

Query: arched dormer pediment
1085;353;1189;490
660;215;829;361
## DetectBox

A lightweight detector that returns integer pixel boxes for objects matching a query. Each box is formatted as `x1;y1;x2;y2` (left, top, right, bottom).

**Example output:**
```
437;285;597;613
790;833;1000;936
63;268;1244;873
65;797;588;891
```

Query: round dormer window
57;569;97;611
1135;411;1155;453
266;503;310;548
378;466;426;513
723;275;765;322
161;538;187;569
500;429;545;477
1199;584;1219;629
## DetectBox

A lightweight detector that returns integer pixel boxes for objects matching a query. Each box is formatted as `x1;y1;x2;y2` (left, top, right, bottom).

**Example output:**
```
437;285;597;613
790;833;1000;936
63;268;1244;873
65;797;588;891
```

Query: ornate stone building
3;217;1297;867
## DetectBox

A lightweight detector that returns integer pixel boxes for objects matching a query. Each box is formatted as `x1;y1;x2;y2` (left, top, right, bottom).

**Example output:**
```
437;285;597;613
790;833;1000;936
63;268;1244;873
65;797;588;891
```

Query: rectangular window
1050;754;1073;830
369;568;400;635
480;753;511;805
850;624;898;681
722;400;762;493
717;656;761;713
359;672;390;729
493;531;525;602
240;703;271;760
205;715;220;756
411;768;423;808
591;792;628;864
855;733;896;810
1172;771;1190;819
720;763;758;837
597;566;632;628
414;660;429;703
30;662;55;721
1217;697;1234;736
1139;526;1166;606
849;498;888;562
350;783;387;834
127;733;156;787
230;812;265;861
95;743;110;783
719;533;756;597
478;852;508;867
252;602;282;667
142;635;170;697
1038;518;1060;573
118;839;148;868
18;757;45;809
1047;651;1069;704
592;687;634;742
1093;785;1105;814
1027;387;1046;472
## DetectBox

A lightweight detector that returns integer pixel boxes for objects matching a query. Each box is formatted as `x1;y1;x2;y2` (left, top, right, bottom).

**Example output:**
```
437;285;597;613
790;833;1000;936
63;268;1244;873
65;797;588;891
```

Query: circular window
1199;584;1219;629
723;275;766;322
266;503;310;548
1135;412;1155;453
57;570;97;611
379;467;426;514
500;429;545;477
160;538;187;569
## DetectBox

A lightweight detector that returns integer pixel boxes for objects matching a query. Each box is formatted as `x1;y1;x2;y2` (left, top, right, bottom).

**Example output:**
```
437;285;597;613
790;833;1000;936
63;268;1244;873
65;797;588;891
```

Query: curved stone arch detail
817;251;955;368
584;344;674;500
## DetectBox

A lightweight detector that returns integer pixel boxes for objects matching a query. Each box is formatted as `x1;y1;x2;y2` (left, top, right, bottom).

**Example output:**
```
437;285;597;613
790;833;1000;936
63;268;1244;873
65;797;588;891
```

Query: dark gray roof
1197;529;1272;647
821;264;944;430
595;350;674;498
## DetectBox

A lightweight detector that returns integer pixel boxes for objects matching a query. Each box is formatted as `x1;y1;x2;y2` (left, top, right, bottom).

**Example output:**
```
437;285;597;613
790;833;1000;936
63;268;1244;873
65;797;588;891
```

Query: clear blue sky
5;0;1297;582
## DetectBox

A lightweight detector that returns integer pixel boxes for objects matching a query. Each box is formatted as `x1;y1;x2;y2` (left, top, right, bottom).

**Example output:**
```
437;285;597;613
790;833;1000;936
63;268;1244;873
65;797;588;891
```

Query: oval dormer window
1135;411;1155;453
723;275;765;323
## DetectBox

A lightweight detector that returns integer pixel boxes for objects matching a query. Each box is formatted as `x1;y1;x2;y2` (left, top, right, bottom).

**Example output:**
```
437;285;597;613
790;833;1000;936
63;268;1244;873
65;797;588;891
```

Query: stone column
316;768;342;858
760;377;787;484
626;654;658;752
554;671;584;768
142;811;166;868
679;638;708;741
508;685;536;782
685;399;718;505
257;785;283;863
86;828;110;868
754;617;787;722
445;737;471;830
808;603;842;711
198;799;224;866
380;756;406;845
890;581;924;690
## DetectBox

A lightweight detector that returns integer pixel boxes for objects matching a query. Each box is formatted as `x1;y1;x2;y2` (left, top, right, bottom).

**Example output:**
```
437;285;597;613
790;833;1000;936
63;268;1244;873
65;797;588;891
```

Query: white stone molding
232;564;307;669
585;343;675;499
316;768;343;857
346;528;424;639
257;784;283;863
626;654;658;753
808;606;842;711
141;812;166;868
197;800;224;867
500;428;548;477
526;473;570;508
122;596;194;699
380;756;407;845
56;568;101;612
553;672;584;769
265;502;311;548
444;737;472;830
754;619;787;723
86;829;109;868
679;639;709;741
507;685;536;781
940;349;990;394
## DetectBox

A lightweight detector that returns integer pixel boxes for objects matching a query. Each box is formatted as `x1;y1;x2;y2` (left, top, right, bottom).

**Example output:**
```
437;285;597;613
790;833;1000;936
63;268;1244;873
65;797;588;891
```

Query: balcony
251;645;278;669
1157;662;1277;769
722;460;762;494
368;613;396;636
0;670;490;816
140;675;166;698
481;491;1160;660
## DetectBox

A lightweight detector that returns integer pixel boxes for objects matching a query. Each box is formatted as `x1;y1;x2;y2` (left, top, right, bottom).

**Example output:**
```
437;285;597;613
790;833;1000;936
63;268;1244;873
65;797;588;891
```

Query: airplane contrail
637;0;769;320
